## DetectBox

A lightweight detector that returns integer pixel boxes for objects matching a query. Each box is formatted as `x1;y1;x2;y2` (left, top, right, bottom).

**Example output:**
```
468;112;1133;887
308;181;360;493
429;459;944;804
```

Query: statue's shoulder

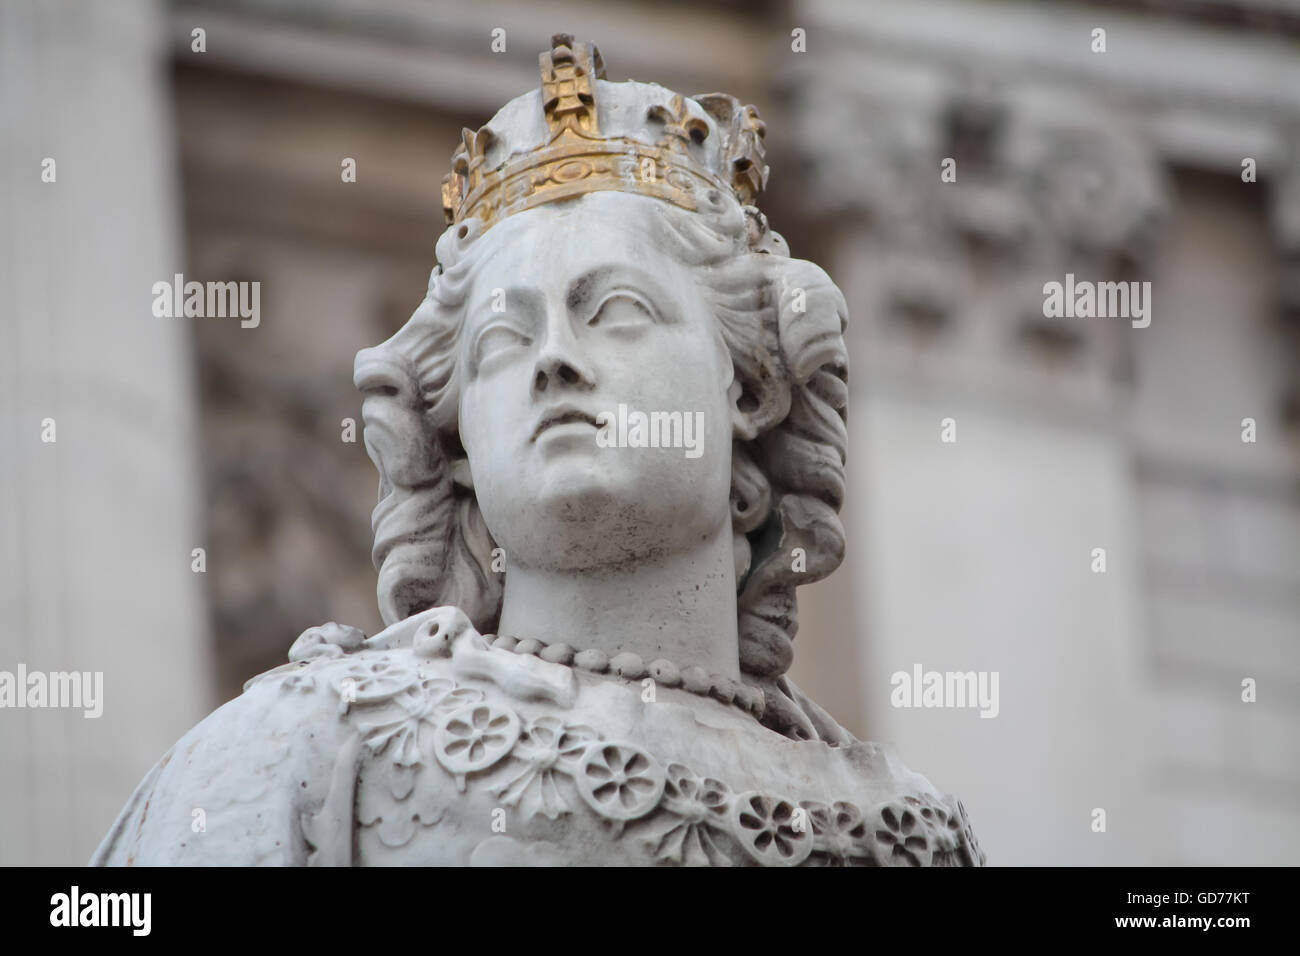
92;622;411;866
91;608;514;866
820;739;987;867
94;610;988;866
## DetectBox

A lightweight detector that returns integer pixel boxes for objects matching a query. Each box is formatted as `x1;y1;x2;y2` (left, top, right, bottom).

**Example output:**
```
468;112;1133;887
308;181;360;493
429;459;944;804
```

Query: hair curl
354;187;851;743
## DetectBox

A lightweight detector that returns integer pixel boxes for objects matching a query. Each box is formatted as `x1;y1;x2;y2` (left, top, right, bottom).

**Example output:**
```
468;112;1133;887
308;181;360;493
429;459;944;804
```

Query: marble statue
93;36;984;867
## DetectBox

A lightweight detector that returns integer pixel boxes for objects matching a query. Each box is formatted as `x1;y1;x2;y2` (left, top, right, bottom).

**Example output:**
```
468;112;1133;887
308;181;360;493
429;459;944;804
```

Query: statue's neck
497;523;741;681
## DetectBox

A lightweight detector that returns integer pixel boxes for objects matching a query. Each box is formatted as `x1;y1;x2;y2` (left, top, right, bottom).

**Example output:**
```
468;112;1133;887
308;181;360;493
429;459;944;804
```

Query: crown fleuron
439;34;769;232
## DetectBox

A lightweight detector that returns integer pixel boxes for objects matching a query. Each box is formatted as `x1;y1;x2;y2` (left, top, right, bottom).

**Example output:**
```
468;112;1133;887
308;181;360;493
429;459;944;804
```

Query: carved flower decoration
432;702;522;790
727;792;812;866
330;657;421;714
800;800;874;866
356;709;426;769
414;674;456;701
575;742;666;824
352;676;480;854
430;685;487;717
873;802;931;867
902;794;964;865
353;675;471;768
639;763;732;866
492;716;597;820
906;793;949;827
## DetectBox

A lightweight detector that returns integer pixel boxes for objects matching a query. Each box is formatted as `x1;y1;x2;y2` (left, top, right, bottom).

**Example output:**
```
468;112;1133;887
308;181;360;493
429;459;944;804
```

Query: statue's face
457;194;736;571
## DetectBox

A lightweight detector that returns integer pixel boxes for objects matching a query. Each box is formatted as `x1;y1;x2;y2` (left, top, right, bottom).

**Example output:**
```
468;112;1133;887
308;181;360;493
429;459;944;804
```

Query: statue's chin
485;476;722;570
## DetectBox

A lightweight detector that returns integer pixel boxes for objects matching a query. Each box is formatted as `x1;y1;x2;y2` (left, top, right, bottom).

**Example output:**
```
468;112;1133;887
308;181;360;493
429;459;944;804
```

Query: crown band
450;135;733;231
440;34;769;233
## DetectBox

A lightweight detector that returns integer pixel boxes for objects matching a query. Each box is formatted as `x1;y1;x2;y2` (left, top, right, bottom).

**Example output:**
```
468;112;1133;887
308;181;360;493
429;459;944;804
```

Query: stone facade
2;0;1296;864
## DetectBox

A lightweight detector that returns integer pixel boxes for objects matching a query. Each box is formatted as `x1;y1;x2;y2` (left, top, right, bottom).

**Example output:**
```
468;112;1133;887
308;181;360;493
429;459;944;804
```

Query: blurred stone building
2;0;1297;865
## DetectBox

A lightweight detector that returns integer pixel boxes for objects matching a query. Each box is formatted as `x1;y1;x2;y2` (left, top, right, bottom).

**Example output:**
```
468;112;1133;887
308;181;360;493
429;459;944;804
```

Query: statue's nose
531;326;595;394
533;359;588;393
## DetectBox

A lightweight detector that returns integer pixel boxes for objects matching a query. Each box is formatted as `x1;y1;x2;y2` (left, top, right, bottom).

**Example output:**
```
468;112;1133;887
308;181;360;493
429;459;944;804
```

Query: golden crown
440;34;769;232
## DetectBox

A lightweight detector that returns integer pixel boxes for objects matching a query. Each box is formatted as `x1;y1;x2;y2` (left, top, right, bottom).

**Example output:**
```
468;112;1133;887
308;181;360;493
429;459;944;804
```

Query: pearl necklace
485;634;765;718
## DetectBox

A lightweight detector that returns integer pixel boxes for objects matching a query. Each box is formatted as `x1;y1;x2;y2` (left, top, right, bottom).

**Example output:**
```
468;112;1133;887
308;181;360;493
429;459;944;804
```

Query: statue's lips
530;407;601;443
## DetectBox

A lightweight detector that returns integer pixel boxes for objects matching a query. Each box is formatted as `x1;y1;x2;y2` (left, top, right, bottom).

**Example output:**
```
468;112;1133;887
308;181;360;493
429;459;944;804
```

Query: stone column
0;0;212;864
781;0;1171;865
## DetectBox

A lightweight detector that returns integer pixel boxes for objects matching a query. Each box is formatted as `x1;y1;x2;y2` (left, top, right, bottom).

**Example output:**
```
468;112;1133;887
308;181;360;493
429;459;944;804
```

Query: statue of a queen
94;35;985;868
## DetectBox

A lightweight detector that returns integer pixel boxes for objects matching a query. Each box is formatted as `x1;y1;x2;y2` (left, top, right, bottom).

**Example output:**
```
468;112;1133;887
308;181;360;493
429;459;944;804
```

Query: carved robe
93;608;984;867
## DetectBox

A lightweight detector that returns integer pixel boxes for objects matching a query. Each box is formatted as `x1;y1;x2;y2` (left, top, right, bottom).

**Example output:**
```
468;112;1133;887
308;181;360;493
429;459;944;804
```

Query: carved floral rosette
252;632;985;867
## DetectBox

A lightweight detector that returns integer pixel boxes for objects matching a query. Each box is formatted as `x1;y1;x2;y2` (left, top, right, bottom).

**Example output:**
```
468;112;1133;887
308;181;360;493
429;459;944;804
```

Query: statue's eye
588;292;655;329
474;323;531;365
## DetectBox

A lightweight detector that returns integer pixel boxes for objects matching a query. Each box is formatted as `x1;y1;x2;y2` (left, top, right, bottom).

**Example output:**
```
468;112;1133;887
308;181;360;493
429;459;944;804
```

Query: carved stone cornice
789;0;1300;174
783;69;1168;391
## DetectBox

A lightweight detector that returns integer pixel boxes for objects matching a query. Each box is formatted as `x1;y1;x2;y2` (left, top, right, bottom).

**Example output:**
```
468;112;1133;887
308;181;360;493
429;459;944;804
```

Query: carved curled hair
354;189;851;744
